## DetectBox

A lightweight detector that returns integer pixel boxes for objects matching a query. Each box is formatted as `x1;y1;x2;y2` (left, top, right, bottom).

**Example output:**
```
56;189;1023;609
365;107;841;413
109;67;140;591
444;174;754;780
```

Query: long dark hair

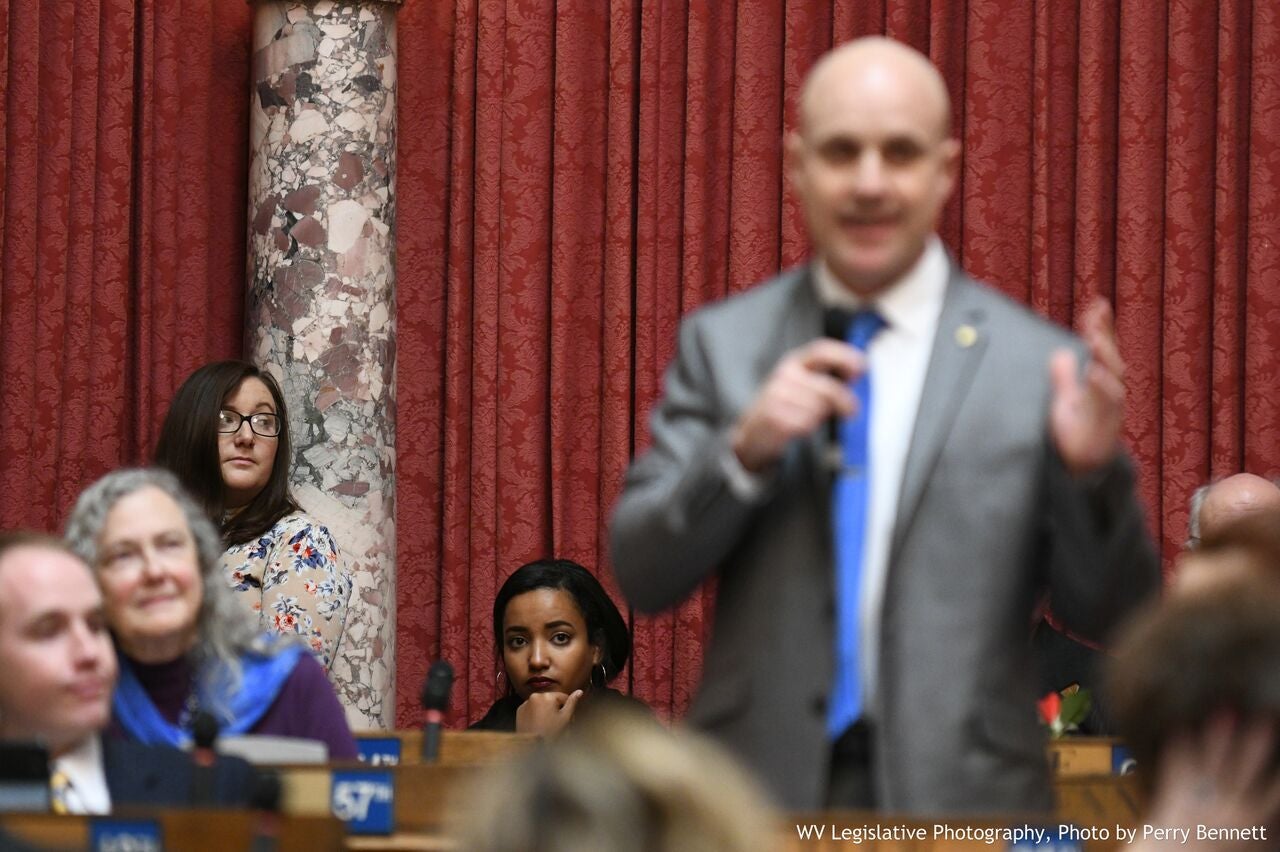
154;360;298;546
493;559;631;685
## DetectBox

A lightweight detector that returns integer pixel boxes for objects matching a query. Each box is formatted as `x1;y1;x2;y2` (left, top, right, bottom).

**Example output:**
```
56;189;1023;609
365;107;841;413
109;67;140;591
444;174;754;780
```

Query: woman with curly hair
65;468;356;757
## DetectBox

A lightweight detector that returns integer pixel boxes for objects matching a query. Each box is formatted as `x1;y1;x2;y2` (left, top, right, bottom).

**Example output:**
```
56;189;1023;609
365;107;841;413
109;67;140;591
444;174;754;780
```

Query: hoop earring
592;662;607;688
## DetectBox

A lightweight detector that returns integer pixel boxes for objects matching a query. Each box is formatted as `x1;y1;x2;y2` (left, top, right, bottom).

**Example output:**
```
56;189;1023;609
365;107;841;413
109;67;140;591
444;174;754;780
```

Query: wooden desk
1048;737;1132;776
317;769;1143;852
260;737;1142;851
277;762;483;832
354;729;537;765
1055;772;1144;831
2;810;346;851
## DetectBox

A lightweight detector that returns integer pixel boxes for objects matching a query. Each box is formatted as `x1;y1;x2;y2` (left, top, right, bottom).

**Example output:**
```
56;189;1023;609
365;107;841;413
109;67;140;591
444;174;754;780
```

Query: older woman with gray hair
65;468;355;758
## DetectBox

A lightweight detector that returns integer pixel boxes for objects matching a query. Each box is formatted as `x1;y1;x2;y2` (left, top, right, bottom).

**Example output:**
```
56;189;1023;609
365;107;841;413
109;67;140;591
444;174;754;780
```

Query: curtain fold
1;2;248;530
395;0;1280;726
3;1;1278;730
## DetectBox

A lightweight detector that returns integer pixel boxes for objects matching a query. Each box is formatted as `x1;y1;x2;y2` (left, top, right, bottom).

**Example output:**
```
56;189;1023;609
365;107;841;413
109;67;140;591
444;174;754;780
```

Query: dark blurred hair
493;559;630;685
1106;581;1280;793
154;360;298;546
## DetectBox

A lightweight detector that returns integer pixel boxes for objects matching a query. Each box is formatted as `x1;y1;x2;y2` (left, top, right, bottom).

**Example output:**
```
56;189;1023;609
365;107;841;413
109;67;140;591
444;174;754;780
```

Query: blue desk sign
89;818;162;852
1112;743;1136;775
357;737;402;766
331;769;395;835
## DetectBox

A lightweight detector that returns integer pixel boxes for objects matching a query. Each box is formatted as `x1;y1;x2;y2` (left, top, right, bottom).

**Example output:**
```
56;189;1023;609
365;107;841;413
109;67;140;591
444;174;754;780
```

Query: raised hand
1137;714;1280;851
515;689;584;737
1049;297;1126;476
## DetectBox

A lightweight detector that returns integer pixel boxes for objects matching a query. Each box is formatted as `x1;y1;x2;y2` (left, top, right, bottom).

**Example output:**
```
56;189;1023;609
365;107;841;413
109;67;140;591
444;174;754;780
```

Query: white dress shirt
812;238;947;715
52;735;112;815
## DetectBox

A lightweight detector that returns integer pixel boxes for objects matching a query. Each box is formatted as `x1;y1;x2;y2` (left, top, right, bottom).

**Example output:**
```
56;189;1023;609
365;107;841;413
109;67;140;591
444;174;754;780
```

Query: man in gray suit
610;38;1159;813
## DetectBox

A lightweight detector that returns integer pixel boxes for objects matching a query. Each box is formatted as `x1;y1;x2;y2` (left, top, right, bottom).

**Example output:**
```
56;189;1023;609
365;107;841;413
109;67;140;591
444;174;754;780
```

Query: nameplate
331;769;395;835
89;818;163;852
357;737;402;766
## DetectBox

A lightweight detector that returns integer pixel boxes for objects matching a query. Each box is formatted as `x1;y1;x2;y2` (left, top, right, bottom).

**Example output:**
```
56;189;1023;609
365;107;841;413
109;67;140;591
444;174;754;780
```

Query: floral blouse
220;512;352;671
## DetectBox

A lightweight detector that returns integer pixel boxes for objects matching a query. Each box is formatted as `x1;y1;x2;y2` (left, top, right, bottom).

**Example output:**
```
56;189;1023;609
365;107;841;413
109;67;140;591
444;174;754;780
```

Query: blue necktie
829;309;886;738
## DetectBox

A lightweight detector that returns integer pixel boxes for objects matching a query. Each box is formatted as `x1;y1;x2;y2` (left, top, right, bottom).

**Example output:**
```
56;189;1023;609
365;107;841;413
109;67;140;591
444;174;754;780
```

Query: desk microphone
823;308;853;472
420;660;455;763
189;712;220;807
249;770;282;852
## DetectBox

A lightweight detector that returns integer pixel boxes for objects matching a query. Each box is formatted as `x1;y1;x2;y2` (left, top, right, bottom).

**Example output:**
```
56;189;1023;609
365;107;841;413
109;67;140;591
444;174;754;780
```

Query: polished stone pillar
246;0;402;729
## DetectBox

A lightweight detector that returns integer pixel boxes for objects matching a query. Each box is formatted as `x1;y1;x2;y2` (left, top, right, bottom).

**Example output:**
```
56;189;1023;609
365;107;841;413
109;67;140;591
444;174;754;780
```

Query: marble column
246;0;401;729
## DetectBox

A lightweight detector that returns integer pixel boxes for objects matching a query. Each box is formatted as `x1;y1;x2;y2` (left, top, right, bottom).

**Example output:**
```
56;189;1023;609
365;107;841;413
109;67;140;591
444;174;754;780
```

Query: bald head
787;38;960;296
1190;474;1280;547
799;37;953;143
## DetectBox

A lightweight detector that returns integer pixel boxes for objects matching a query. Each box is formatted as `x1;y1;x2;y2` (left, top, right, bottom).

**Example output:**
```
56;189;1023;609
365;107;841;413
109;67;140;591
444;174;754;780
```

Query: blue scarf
113;644;305;747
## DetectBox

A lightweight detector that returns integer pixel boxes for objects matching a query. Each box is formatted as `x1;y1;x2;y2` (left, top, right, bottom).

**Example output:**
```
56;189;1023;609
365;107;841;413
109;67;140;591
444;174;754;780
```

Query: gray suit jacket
610;262;1159;813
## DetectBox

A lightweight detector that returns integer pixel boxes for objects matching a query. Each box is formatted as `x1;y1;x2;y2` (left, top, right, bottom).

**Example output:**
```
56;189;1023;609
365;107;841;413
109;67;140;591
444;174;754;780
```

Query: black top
468;687;649;731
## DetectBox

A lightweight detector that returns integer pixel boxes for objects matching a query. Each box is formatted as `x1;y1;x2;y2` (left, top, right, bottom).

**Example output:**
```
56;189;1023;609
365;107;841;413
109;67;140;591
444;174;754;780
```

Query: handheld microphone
189;712;220;807
420;660;455;763
823;308;853;472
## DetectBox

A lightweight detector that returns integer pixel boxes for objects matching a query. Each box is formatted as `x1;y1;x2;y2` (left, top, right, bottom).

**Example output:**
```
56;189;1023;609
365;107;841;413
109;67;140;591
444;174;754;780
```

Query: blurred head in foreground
454;707;779;852
1107;580;1280;795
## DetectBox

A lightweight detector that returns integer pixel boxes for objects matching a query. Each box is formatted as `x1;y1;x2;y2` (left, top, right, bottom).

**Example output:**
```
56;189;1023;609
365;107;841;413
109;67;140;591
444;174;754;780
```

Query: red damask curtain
2;1;1276;731
0;1;250;529
394;0;1280;727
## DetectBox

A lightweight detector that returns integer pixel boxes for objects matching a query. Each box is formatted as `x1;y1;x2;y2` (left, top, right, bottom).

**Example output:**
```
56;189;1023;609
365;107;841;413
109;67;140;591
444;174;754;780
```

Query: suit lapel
759;265;825;377
890;267;990;561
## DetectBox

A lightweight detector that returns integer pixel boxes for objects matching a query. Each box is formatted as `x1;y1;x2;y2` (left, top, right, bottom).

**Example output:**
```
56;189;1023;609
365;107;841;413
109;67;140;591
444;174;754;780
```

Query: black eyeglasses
217;409;281;437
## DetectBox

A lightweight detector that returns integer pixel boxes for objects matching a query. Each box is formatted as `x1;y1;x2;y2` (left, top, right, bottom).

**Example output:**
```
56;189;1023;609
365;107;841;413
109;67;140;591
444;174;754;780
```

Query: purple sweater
112;653;358;760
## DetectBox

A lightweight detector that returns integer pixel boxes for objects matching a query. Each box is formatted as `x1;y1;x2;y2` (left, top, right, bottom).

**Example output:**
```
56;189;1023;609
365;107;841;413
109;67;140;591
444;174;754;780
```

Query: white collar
812;236;949;340
52;734;111;815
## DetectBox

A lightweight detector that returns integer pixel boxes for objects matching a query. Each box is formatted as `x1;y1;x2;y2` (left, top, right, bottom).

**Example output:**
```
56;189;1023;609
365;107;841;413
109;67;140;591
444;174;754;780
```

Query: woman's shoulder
279;512;341;554
227;511;338;556
468;695;521;731
272;510;334;538
274;648;332;695
593;687;651;715
250;648;358;759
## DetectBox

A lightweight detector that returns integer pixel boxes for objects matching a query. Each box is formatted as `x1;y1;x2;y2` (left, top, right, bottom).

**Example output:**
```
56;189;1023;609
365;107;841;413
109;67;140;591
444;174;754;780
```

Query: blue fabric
829;309;886;738
113;642;306;747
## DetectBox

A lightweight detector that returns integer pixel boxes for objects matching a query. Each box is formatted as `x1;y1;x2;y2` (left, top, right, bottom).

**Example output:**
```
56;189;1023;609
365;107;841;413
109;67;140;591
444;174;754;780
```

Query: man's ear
933;137;961;203
941;137;962;183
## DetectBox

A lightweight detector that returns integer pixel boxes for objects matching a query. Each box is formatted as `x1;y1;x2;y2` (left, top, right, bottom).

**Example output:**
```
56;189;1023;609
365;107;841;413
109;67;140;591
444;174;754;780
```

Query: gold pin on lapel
954;324;978;348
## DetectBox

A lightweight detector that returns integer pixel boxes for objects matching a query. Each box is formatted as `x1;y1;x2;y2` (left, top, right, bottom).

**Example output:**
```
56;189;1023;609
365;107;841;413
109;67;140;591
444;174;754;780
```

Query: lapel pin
955;324;978;348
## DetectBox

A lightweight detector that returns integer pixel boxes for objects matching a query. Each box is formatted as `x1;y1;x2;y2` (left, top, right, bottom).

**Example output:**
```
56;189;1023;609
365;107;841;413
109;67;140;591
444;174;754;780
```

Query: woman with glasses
154;361;351;676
